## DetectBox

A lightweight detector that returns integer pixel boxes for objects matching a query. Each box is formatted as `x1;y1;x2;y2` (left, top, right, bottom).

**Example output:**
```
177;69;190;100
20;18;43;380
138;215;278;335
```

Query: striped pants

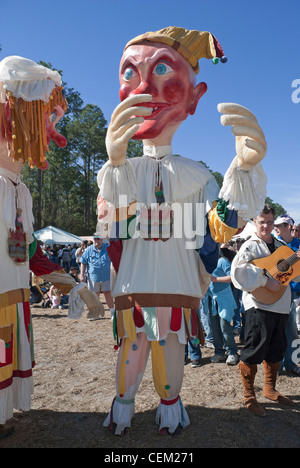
104;331;190;435
0;302;34;424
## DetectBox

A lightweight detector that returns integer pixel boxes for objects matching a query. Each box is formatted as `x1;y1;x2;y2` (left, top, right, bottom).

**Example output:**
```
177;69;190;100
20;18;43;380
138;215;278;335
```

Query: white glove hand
218;103;267;170
105;94;153;166
68;283;105;320
77;285;105;319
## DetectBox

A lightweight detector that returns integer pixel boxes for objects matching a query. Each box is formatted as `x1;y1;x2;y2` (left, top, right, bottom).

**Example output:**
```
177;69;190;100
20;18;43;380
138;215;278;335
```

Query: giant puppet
97;27;267;435
0;56;103;438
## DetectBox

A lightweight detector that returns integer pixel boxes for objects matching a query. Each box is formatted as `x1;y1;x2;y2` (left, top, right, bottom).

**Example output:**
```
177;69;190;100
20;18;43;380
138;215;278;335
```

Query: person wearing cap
80;234;114;318
97;26;267;435
231;205;300;417
291;224;300;238
273;215;300;376
0;56;104;438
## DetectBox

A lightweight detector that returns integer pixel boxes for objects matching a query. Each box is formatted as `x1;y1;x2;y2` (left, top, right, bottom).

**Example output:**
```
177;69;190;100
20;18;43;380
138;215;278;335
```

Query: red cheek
163;79;185;103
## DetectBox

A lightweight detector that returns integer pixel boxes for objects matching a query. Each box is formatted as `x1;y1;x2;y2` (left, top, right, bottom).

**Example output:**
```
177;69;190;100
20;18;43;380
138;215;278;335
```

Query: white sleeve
231;242;268;292
97;160;137;208
219;156;267;221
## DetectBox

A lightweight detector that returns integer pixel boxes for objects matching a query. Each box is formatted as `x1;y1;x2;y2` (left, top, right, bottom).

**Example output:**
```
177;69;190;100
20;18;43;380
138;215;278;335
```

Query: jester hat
124;26;227;74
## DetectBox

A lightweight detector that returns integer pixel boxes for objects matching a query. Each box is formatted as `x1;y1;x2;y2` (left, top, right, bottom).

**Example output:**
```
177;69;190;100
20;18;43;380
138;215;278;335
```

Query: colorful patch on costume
8;209;28;264
0;317;14;389
208;200;239;243
115;307;203;345
138;203;173;241
97;196;137;240
151;340;169;399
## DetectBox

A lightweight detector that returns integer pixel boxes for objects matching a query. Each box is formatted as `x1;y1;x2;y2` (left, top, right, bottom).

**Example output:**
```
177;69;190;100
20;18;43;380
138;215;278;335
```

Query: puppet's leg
103;331;150;435
151;333;190;434
0;303;34;426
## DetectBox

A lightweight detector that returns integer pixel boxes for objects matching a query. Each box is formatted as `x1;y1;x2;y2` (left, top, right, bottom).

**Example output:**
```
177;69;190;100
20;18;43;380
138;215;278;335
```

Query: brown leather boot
263;361;294;406
239;361;266;417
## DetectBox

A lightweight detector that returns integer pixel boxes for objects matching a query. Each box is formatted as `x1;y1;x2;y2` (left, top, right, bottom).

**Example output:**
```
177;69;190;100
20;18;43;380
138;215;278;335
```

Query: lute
251;245;300;304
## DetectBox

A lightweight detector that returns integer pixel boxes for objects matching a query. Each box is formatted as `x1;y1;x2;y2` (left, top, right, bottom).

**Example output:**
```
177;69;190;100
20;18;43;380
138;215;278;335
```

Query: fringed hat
124;26;227;74
0;55;68;169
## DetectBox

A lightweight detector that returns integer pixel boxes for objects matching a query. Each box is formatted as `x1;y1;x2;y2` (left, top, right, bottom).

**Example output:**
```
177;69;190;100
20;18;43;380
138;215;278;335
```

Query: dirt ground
1;297;300;449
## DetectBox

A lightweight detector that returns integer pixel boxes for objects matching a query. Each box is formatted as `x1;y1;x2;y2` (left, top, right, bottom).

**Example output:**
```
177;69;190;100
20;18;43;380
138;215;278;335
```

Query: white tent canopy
34;226;82;246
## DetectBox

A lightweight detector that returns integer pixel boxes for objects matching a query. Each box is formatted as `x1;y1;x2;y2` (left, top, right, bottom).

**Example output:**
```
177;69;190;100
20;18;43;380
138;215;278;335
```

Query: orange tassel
1;85;67;168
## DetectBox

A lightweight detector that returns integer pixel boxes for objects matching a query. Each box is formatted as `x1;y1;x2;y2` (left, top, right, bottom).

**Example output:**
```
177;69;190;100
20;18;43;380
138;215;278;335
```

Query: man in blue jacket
80;233;114;318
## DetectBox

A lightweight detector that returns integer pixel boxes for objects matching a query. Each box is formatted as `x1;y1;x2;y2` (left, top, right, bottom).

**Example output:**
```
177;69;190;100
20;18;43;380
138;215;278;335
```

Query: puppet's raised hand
217;103;267;170
105;94;153;166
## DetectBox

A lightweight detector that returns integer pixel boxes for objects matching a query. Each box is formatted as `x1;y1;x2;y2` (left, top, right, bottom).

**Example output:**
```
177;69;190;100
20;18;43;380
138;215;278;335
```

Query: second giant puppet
97;27;267;435
0;56;103;437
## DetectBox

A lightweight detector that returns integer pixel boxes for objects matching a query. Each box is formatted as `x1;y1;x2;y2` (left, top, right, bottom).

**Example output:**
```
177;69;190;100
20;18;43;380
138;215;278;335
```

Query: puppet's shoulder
167;155;217;188
169;155;212;175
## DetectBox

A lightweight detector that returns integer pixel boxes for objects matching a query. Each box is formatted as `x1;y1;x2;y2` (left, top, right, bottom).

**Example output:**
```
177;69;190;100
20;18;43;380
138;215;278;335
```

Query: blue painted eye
153;62;172;76
124;67;135;81
155;63;167;75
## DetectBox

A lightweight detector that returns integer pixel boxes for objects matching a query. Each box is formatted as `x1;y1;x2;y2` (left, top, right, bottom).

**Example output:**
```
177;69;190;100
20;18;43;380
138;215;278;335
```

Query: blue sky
1;0;300;222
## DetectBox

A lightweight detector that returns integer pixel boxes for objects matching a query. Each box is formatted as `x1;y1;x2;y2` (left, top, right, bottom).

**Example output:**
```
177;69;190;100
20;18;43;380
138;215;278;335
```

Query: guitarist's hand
266;277;281;292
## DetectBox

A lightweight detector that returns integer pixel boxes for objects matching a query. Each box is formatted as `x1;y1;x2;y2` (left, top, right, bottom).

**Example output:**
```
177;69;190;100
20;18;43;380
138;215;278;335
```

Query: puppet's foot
103;396;135;436
110;422;129;436
156;396;190;434
159;424;182;436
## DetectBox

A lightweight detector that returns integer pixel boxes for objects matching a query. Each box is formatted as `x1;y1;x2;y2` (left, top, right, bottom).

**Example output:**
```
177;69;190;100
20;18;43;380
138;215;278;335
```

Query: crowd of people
39;235;114;317
41;241;91;271
185;208;300;389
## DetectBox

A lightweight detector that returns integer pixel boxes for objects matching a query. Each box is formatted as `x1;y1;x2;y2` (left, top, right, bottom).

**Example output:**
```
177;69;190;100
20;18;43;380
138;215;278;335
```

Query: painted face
119;42;206;140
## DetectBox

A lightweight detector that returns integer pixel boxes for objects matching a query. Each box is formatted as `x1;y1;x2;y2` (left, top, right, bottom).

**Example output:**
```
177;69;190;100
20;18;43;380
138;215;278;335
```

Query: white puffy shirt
0;168;34;295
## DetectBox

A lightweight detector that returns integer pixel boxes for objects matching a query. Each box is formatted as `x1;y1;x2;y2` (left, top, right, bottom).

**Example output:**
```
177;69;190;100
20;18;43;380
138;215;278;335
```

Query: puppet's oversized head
119;27;226;142
0;56;68;169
